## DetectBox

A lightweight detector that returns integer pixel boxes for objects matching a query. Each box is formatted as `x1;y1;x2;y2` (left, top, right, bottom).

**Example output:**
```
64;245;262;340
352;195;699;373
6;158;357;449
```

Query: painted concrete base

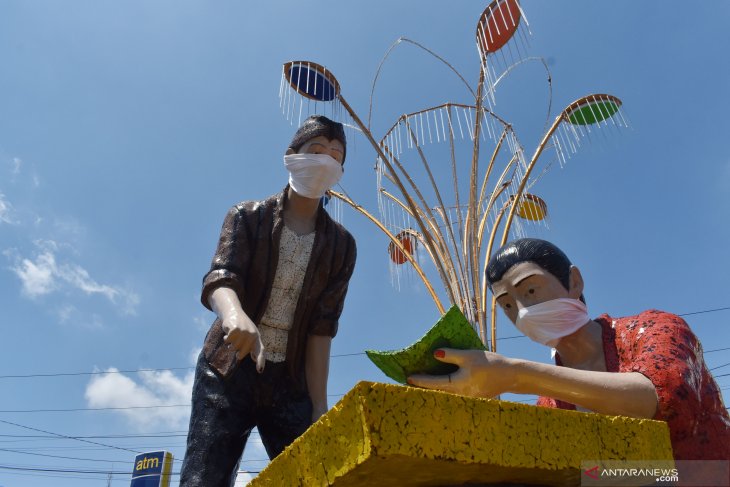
249;381;673;486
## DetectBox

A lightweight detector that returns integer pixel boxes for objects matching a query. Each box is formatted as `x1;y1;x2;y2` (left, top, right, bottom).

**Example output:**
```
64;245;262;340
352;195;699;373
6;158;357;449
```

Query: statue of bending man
409;238;729;463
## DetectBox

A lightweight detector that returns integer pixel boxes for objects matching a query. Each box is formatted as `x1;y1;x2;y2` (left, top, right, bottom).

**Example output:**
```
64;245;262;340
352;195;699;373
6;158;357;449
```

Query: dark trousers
179;353;313;487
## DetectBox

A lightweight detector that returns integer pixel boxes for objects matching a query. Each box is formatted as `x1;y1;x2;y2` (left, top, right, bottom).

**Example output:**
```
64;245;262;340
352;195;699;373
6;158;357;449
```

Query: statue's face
491;262;583;324
295;136;345;164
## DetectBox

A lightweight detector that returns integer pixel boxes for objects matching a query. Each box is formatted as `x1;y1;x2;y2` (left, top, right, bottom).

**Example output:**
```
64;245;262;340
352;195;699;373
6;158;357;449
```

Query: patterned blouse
537;310;730;461
258;225;315;363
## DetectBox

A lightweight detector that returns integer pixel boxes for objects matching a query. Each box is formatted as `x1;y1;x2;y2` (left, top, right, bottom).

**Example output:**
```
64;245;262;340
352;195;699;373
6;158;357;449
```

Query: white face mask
515;298;590;347
284;153;343;199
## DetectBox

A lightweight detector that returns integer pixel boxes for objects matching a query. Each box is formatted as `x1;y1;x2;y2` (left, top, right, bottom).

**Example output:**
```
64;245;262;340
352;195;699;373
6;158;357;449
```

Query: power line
0;429;263;440
0;464;263;479
0;446;131;464
710;361;730;372
0;393;348;414
677;306;730;317
0;404;189;413
0;469;118;482
0;305;728;381
1;344;729;381
0;464;156;475
494;334;525;341
0;432;188;439
0;447;271;471
0;367;195;380
2;385;728;479
0;419;141;455
10;382;727;428
0;377;727;413
1;312;730;381
705;347;730;354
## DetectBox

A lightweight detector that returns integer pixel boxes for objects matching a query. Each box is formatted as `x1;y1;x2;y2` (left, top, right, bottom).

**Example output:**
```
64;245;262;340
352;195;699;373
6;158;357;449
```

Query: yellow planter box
250;381;673;486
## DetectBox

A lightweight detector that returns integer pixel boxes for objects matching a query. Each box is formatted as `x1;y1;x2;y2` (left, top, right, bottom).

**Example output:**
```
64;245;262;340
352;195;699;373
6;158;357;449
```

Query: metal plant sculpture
278;0;627;351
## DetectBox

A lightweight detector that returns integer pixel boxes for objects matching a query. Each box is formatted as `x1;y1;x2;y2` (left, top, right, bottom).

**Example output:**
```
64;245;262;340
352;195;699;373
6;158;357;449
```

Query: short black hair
486;238;572;291
288;115;347;163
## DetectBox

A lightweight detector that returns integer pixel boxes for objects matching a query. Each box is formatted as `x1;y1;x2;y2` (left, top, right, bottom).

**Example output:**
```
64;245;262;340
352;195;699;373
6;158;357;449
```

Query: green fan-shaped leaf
366;305;486;384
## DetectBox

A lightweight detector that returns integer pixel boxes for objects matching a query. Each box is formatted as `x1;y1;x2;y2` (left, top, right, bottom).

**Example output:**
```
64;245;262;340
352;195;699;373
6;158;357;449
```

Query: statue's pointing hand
223;315;266;373
210;287;266;373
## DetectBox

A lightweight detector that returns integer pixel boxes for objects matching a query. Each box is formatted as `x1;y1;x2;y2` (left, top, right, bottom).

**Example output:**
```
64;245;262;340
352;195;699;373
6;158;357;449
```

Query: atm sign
132;451;167;477
130;451;173;487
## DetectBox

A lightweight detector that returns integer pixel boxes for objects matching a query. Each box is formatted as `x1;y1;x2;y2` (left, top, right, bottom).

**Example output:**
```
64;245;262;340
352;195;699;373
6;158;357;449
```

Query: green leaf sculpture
366;305;487;384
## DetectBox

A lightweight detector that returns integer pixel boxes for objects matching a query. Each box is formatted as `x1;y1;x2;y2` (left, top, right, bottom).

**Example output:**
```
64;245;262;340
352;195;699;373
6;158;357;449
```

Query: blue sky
1;1;729;485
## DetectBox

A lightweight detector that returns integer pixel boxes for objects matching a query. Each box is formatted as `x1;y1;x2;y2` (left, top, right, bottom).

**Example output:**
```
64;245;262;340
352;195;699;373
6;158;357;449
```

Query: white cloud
193;312;213;332
59;262;121;301
7;248;57;297
4;240;140;315
55;304;105;330
51;216;88;248
57;304;75;324
237;438;269;485
0;193;17;225
120;291;141;316
235;471;256;486
84;351;270;482
85;368;194;431
6;156;39;187
192;294;216;330
188;347;202;366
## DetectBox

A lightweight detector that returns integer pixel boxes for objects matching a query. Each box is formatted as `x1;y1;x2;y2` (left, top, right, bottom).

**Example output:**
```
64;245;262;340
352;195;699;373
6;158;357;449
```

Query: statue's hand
407;349;516;398
210;287;266;373
222;313;266;373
